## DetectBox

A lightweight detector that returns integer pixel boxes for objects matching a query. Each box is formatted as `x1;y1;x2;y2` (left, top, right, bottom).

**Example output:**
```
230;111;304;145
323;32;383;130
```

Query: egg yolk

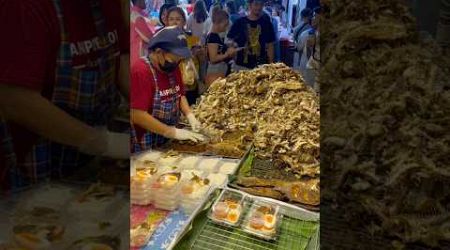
264;214;274;223
227;210;239;223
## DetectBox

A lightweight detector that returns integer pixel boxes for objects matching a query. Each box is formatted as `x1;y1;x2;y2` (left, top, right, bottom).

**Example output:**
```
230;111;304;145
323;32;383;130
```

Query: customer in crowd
187;0;209;41
299;6;320;89
225;0;240;25
307;7;321;92
205;10;238;85
264;7;280;62
131;0;155;67
186;0;196;14
227;0;275;71
131;27;205;152
293;8;312;44
157;3;176;31
277;5;286;27
238;5;246;16
293;8;312;69
167;6;204;105
203;4;222;36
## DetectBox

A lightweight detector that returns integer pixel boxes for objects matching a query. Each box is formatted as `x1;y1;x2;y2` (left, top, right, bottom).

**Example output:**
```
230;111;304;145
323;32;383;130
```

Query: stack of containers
152;171;182;210
179;172;211;214
131;159;159;205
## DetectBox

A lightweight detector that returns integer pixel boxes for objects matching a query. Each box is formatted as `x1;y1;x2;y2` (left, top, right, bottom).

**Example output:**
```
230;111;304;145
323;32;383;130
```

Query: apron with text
1;0;120;190
131;58;181;153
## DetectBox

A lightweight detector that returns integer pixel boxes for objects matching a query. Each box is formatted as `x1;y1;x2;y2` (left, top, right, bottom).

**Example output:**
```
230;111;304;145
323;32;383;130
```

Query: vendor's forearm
118;54;130;100
0;84;97;149
131;109;172;136
180;96;192;114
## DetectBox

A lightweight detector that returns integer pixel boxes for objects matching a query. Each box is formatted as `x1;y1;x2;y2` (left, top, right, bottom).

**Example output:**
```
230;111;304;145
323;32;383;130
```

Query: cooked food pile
321;0;450;247
194;63;320;177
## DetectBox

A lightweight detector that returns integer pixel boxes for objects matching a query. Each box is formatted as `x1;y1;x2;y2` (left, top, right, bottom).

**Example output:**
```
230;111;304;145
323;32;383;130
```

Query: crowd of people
130;0;321;153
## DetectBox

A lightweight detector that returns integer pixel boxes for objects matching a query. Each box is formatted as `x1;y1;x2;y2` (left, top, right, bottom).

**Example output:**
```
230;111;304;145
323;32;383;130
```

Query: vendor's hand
167;128;205;142
79;129;129;159
186;113;202;132
103;131;130;159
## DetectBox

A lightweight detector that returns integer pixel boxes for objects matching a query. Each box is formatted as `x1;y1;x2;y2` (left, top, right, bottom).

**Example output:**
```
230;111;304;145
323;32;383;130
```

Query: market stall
131;63;320;249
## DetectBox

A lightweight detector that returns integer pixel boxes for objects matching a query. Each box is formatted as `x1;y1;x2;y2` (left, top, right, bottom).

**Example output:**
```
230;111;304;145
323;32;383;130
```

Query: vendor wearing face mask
131;27;205;153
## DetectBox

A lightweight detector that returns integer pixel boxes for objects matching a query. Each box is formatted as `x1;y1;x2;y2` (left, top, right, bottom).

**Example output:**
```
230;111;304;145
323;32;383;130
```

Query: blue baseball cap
148;26;192;58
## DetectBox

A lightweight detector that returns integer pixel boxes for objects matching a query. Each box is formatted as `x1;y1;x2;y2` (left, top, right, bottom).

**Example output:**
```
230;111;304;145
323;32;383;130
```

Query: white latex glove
102;131;130;159
186;113;202;132
168;128;205;143
79;129;129;159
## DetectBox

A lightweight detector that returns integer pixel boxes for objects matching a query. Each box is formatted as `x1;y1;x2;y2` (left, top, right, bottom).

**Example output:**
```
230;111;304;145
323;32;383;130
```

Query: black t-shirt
206;32;228;63
227;15;276;69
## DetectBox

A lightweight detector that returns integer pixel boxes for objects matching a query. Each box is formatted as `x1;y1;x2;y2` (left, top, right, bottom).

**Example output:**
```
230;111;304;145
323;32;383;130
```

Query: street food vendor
131;27;205;153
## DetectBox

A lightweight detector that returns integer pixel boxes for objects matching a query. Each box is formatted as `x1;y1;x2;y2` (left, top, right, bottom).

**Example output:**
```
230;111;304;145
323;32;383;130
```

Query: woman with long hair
187;0;209;40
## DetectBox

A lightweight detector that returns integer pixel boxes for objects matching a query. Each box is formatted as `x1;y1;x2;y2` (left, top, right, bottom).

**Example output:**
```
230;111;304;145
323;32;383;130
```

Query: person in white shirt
187;0;209;41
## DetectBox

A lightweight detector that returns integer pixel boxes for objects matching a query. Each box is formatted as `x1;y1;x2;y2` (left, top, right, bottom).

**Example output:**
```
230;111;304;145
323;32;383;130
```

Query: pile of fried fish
194;63;320;178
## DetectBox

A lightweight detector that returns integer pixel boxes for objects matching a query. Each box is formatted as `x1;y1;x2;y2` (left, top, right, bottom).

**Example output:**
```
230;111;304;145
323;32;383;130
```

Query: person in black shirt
227;0;276;70
205;10;238;85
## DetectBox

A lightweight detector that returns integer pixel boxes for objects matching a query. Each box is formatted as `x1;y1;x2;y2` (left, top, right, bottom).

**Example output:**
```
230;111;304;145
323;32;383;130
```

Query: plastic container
196;157;221;174
207;173;228;187
178;155;202;169
158;154;181;167
181;169;204;181
138;150;162;162
10;206;66;250
64;234;122;249
179;175;211;214
208;189;245;227
130;164;158;205
217;160;239;175
242;201;282;240
152;172;182;210
66;184;122;222
18;184;75;211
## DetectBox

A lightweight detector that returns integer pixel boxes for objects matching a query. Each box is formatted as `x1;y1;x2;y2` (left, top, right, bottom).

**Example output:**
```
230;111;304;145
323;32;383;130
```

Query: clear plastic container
208;189;245;227
207;173;228;187
17;184;76;211
180;169;204;181
152;172;182;211
64;234;122;249
196;157;221;174
158;154;181;167
130;165;158;205
241;201;282;240
66;184;122;222
138;150;162;162
10;206;67;250
179;175;211;214
217;160;239;175
178;155;202;169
